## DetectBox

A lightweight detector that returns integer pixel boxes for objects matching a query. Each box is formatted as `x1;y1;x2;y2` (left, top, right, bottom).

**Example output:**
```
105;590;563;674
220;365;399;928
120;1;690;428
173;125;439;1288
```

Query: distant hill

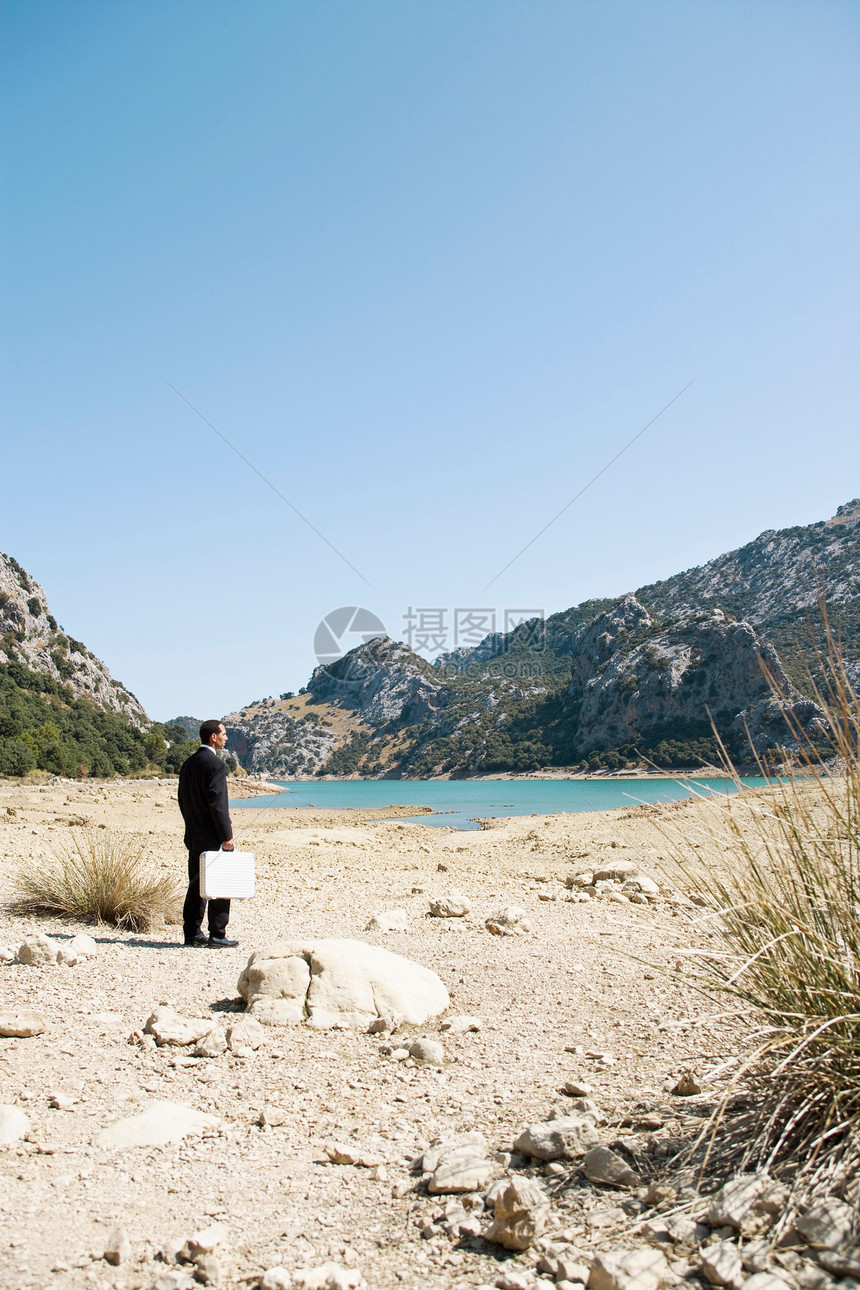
224;500;859;777
167;715;204;741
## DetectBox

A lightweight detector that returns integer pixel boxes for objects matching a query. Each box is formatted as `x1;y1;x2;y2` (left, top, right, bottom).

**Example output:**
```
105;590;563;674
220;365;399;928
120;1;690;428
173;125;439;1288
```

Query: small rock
181;1222;228;1259
741;1275;792;1290
324;1142;383;1168
592;860;639;882
644;1182;677;1207
486;1176;551;1250
367;1015;400;1035
225;1015;266;1053
622;875;660;896
17;932;60;966
49;1090;76;1111
672;1072;702;1096
365;909;408;932
68;932;98;958
193;1028;227;1059
144;1006;217;1048
151;1274;196;1290
817;1249;860;1279
0;1105;31;1144
582;1146;640;1188
664;1215;702;1245
258;1105;288;1127
94;1100;220;1149
193;1253;222;1285
792;1262;833;1290
409;1038;444;1064
589;1247;672;1290
706;1175;770;1228
796;1199;855;1251
495;1275;533;1290
260;1270;293;1290
424;1132;495;1194
440;1015;482;1033
514;1115;600;1161
0;945;16;963
104;1228;132;1266
429;890;471;918
0;1008;47;1038
700;1240;744;1289
564;1079;593;1097
486;906;531;936
292;1263;364;1289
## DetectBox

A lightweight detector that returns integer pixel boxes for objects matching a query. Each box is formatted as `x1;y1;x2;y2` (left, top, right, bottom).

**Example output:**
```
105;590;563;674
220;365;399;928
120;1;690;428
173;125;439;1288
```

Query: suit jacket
177;747;233;854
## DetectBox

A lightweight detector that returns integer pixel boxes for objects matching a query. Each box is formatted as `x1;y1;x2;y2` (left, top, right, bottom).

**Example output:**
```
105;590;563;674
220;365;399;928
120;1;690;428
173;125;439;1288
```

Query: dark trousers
183;849;231;942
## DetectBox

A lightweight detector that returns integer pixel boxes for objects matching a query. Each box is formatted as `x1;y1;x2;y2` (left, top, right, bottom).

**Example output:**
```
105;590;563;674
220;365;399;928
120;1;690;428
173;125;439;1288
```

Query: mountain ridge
225;501;859;778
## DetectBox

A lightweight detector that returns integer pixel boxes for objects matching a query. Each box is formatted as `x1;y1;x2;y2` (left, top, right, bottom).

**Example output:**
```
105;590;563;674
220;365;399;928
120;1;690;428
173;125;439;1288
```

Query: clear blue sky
2;1;858;720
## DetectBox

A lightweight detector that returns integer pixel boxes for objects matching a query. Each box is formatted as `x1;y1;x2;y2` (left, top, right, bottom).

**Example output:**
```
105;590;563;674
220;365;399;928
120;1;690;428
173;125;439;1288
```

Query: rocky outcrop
0;552;147;728
308;636;448;725
223;707;340;778
564;596;827;755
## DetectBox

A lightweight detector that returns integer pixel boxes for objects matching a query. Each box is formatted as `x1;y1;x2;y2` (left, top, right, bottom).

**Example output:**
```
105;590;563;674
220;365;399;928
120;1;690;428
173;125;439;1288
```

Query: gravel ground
0;776;747;1290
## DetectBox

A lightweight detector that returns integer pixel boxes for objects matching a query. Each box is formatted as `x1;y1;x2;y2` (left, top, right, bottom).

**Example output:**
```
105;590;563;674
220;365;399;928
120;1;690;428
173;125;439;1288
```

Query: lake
230;775;773;830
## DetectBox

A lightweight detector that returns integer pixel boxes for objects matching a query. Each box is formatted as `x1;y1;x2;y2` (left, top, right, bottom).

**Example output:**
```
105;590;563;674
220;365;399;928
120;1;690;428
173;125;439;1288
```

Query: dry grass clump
667;643;860;1200
12;829;182;932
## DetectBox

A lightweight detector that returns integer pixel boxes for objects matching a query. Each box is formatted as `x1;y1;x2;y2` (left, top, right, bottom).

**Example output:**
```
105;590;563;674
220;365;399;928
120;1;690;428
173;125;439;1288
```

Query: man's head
200;720;227;750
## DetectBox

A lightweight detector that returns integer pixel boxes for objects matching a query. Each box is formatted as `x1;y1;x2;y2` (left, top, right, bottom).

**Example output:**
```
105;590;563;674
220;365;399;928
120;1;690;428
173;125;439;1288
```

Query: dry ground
0;776;749;1290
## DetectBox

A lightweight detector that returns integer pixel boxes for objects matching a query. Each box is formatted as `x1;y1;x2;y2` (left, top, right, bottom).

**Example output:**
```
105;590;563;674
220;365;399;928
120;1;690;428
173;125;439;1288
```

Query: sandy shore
0;776;754;1289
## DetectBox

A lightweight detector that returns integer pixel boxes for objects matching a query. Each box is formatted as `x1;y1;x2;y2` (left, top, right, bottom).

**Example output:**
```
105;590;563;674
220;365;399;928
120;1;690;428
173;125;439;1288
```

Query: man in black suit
178;719;238;948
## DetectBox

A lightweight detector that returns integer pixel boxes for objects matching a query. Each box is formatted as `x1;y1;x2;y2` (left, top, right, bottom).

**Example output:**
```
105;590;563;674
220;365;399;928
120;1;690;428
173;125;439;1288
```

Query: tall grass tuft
12;829;182;932
666;629;860;1200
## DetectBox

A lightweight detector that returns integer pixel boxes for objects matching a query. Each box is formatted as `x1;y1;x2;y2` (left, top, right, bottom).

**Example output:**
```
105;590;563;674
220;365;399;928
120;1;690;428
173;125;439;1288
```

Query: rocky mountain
226;501;859;778
1;553;147;728
0;552;167;778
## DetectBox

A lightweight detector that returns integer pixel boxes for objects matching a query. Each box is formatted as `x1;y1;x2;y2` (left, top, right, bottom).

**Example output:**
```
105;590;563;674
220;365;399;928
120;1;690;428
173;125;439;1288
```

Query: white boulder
237;939;449;1029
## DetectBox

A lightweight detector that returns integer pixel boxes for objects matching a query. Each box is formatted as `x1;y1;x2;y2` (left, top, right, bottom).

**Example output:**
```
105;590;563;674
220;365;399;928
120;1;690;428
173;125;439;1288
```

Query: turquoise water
230;776;773;830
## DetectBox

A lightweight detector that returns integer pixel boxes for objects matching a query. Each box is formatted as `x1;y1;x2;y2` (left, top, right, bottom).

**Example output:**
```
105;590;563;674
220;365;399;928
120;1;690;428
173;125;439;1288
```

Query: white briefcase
199;849;256;900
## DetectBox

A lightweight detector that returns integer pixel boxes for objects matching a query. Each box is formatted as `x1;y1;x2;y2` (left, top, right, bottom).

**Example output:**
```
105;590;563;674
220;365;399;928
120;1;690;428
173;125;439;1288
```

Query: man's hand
222;839;235;852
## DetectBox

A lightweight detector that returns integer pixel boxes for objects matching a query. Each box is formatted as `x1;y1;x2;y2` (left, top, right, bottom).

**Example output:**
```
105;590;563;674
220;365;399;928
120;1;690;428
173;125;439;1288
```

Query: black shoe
184;934;209;946
208;936;238;948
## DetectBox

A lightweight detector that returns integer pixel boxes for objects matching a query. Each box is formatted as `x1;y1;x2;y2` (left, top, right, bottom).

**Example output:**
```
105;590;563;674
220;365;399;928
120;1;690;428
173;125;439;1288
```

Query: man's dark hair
199;719;224;745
